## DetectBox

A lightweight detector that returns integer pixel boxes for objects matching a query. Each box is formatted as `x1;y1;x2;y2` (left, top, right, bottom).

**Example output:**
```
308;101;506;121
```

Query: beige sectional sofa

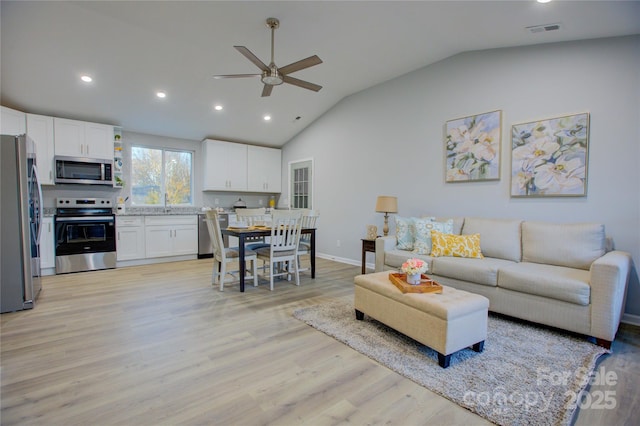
374;216;632;348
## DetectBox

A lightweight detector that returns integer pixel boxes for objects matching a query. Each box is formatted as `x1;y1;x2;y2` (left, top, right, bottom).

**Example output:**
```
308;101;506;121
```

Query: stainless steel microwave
54;156;114;185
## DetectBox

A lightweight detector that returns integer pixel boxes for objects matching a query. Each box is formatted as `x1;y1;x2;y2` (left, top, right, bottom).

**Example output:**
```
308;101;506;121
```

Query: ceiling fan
213;18;323;97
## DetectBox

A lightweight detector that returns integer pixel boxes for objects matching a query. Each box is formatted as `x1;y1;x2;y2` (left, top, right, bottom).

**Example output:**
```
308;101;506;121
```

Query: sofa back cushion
522;222;605;270
462;217;523;262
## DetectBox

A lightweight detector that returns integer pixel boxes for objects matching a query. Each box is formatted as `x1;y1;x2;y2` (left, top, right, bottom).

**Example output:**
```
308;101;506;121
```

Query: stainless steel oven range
54;197;116;274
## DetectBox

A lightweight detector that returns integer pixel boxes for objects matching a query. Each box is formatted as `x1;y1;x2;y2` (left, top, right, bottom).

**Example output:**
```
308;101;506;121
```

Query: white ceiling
2;1;639;147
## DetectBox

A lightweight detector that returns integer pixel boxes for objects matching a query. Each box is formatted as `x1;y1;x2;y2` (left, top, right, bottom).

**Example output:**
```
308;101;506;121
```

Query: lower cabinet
116;216;145;261
40;217;55;269
144;215;197;258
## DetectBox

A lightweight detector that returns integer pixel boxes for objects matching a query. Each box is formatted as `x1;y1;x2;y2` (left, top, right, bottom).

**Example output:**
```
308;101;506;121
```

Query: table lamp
375;196;398;236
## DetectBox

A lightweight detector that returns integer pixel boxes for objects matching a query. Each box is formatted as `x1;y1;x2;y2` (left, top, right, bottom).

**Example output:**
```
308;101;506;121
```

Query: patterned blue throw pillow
413;219;454;255
395;216;415;250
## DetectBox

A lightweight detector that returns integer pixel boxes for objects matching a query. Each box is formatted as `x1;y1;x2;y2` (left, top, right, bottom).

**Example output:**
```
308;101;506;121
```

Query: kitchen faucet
164;192;171;212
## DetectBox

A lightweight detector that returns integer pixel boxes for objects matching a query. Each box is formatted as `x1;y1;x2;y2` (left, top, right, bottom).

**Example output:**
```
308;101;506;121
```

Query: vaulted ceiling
2;1;639;147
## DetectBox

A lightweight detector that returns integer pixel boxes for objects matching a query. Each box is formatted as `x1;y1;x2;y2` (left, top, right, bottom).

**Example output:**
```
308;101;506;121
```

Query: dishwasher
198;212;229;258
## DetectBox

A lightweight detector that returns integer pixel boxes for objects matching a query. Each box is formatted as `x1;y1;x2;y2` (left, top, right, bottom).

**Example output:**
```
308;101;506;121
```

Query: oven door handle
55;216;115;223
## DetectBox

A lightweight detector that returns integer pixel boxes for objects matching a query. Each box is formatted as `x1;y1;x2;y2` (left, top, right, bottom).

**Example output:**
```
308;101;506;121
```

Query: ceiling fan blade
234;46;270;72
261;84;273;97
278;55;323;75
282;75;322;92
213;74;261;79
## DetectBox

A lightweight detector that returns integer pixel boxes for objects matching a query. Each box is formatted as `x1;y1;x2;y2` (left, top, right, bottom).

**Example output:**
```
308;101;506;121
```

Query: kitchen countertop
44;206;259;217
117;207;203;216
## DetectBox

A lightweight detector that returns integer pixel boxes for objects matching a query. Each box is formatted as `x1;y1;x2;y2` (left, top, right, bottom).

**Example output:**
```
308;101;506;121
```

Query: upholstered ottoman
354;271;489;368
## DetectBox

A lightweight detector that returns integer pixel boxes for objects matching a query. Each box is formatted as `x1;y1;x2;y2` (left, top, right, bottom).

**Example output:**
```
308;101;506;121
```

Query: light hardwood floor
1;258;638;425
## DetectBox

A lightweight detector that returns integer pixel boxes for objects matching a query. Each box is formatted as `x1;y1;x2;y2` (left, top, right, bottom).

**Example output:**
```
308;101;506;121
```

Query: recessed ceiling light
263;115;271;121
214;105;223;111
537;0;552;3
156;91;167;98
80;75;93;83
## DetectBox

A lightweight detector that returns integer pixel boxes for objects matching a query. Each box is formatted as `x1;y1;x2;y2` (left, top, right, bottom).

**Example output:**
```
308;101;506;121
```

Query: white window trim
287;157;314;209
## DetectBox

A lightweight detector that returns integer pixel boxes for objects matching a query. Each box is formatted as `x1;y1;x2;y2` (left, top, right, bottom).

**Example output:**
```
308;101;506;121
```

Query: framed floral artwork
445;110;501;182
511;112;589;197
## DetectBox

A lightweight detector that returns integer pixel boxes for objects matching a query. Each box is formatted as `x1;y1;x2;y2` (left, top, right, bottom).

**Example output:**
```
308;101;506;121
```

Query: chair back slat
236;208;268;243
270;210;302;254
300;209;319;244
236;208;267;226
205;210;225;259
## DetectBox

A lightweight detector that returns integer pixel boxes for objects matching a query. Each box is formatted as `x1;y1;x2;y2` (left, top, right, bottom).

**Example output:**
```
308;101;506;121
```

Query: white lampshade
375;196;398;213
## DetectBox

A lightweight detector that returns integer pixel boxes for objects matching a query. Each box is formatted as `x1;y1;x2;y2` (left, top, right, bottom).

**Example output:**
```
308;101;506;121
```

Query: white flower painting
445;110;501;182
511;113;589;197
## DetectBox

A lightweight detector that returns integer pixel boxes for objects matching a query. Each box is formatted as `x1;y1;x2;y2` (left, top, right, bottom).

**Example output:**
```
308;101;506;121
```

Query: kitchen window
131;146;193;206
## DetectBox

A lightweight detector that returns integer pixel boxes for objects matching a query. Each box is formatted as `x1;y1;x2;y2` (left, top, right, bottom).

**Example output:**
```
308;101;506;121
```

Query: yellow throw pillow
431;230;484;258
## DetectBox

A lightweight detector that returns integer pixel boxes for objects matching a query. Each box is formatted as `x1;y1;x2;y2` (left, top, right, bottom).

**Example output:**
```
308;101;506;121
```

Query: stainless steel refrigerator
1;134;43;313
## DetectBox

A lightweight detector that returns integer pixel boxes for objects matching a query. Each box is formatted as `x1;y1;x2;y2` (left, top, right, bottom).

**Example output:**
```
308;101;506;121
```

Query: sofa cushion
432;256;515;287
395;216;416;250
385;248;433;271
430;231;483;259
522;222;605;270
498;262;591;305
462;217;522;262
412;218;454;255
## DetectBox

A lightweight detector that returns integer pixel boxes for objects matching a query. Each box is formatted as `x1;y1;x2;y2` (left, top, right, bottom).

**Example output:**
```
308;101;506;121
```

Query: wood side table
361;238;377;274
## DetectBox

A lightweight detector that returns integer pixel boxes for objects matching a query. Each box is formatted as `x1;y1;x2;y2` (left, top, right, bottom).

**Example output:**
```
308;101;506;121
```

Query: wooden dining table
221;226;316;292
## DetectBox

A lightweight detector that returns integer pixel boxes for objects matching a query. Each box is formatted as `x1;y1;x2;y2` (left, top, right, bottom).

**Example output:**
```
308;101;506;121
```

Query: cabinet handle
118;231;120;241
86;144;89;156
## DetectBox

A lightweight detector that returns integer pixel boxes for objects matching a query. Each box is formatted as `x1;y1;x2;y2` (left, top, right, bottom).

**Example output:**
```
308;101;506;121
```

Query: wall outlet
258;199;263;206
336;240;341;247
214;198;219;206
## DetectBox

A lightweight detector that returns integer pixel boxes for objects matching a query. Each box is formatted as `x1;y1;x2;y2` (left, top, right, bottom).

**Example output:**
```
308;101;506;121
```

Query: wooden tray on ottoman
389;273;443;294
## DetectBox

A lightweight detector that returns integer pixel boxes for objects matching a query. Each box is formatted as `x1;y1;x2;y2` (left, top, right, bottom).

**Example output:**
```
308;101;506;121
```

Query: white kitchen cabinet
144;215;197;258
54;117;114;160
27;114;55;185
40;217;55;269
247;145;281;192
116;216;145;261
202;139;247;191
1;106;26;135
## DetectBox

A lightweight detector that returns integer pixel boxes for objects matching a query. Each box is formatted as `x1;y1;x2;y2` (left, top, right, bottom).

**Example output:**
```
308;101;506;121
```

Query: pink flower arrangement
401;258;428;275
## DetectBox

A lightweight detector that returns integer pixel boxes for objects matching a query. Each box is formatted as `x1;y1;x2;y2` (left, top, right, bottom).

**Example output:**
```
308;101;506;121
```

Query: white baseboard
316;253;360;267
621;313;640;326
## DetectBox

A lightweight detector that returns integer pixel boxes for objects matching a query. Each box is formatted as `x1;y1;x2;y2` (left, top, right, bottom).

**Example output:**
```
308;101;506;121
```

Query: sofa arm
375;235;397;272
589;250;632;342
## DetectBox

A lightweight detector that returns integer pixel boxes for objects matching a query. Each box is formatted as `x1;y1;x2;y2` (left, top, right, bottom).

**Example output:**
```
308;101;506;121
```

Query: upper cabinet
54;118;114;160
1;106;26;135
26;114;55;185
202;139;282;193
247;146;281;192
202;139;248;191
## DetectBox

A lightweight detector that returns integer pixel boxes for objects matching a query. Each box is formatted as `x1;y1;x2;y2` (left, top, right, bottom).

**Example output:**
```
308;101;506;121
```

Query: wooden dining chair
205;210;258;291
235;207;269;251
297;209;319;274
255;210;303;291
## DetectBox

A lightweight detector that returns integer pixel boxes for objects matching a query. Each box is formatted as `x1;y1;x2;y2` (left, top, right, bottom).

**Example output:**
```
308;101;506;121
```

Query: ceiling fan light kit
214;17;322;97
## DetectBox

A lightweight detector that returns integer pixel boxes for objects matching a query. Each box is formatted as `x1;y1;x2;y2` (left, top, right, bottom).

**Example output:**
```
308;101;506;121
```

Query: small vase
406;273;421;285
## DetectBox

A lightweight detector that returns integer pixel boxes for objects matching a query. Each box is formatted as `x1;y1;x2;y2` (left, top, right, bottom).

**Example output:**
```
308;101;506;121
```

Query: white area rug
293;300;609;426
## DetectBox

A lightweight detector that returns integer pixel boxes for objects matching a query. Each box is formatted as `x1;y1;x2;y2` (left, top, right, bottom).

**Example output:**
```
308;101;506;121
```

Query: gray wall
281;35;640;317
